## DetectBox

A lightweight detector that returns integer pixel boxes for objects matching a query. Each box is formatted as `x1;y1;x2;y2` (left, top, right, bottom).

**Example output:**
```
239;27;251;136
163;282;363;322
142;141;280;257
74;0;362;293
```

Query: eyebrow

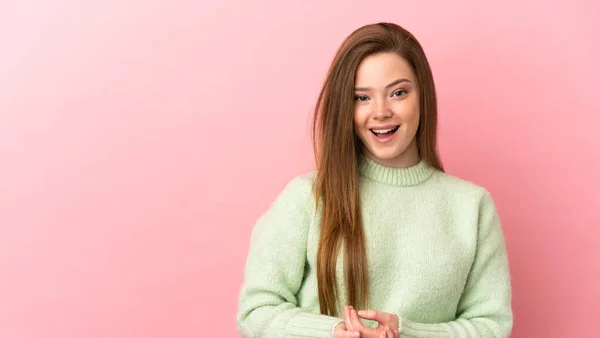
354;78;411;92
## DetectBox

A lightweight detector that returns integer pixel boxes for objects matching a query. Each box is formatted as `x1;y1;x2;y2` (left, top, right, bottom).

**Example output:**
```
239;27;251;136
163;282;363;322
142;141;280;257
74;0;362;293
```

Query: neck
362;139;420;169
358;153;434;186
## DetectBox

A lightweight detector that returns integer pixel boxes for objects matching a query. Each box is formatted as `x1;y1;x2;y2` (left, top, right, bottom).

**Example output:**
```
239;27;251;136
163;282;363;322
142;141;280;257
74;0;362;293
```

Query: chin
367;147;406;161
359;131;419;166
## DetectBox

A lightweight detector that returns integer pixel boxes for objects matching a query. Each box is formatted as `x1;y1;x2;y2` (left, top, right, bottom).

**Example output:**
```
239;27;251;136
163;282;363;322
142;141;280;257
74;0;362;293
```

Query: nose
373;99;393;120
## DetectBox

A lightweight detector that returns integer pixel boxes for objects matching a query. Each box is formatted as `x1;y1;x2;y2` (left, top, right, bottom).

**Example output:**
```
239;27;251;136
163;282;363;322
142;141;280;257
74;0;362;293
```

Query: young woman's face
353;52;420;168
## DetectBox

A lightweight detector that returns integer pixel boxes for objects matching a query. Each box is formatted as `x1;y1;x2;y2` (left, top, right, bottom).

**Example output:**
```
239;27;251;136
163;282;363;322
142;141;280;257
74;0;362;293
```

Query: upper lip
370;124;400;130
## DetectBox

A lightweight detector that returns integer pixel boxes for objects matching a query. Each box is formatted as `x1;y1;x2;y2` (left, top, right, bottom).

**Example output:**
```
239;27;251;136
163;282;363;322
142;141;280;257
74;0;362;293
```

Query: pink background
1;1;598;337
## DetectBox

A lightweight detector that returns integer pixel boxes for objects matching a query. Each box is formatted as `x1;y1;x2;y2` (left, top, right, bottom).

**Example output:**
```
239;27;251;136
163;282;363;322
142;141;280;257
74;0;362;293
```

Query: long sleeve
398;191;513;338
236;175;344;338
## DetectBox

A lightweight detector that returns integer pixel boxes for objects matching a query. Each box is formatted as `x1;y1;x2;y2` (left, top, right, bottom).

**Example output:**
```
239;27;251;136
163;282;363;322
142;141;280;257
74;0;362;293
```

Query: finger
358;309;392;324
350;307;366;330
357;309;378;320
389;325;396;338
344;306;355;331
342;331;360;338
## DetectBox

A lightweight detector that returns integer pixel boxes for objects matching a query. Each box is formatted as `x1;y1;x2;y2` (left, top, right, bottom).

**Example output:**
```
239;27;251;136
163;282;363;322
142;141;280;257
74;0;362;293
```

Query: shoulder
246;171;319;251
428;171;504;239
429;170;498;214
272;171;316;207
430;170;493;200
283;171;316;193
258;171;317;223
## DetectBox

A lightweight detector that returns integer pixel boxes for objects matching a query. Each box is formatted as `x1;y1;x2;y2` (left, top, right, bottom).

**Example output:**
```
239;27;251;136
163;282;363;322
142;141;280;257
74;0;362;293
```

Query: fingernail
358;310;365;316
352;333;359;338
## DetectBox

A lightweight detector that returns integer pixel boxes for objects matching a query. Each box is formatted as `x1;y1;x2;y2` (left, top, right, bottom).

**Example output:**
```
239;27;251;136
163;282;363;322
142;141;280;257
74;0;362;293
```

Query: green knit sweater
237;157;513;337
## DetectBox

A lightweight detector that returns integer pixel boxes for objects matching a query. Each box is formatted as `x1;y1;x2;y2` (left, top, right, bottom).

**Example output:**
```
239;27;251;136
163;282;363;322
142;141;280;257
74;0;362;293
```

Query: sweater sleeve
398;191;513;338
236;175;344;338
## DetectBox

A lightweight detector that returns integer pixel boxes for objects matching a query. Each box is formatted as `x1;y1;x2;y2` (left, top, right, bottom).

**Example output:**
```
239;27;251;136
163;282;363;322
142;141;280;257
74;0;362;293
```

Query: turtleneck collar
358;155;435;186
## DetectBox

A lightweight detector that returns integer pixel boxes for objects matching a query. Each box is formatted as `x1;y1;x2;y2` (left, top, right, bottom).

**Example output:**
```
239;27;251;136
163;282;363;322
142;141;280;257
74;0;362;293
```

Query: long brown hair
312;22;444;316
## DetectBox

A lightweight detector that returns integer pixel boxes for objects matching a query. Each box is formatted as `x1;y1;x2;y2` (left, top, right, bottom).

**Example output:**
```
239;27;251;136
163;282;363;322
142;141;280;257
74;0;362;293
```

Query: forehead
354;52;415;86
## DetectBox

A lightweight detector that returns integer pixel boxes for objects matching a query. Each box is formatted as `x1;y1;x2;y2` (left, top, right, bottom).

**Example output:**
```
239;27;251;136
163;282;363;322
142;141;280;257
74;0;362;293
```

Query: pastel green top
237;157;513;337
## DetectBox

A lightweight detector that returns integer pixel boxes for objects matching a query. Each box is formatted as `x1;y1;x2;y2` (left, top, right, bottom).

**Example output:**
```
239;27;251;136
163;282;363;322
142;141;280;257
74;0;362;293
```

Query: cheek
398;100;420;128
353;109;371;145
353;106;369;130
403;113;420;138
409;110;420;128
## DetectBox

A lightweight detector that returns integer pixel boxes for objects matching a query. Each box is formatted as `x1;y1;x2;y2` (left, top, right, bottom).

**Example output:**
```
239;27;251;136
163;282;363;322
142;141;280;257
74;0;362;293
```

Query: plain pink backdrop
1;1;599;337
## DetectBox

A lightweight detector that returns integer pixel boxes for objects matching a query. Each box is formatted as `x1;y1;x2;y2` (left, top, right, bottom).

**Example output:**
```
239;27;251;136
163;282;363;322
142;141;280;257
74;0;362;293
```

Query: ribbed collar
358;155;435;186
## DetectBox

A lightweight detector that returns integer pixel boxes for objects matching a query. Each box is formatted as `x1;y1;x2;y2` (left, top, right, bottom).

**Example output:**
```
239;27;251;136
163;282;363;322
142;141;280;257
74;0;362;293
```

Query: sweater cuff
286;312;344;338
399;316;450;337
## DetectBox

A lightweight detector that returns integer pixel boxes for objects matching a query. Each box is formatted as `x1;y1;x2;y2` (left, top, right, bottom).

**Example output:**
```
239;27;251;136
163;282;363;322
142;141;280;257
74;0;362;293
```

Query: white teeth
371;126;398;134
372;128;393;134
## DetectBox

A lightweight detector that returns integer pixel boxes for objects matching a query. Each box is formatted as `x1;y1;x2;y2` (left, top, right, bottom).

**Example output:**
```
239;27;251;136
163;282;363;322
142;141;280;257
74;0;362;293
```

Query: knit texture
237;157;513;337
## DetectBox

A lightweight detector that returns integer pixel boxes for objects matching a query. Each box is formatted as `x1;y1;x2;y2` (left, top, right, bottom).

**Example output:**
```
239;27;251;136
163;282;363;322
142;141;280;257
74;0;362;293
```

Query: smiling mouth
370;125;400;136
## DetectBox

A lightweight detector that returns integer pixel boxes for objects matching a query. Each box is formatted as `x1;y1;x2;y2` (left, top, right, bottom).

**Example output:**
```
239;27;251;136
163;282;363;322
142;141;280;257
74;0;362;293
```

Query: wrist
396;314;402;333
334;322;347;331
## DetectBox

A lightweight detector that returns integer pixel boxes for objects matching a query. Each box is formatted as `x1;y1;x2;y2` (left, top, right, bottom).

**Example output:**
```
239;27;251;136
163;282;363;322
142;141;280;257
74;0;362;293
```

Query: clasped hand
333;305;400;338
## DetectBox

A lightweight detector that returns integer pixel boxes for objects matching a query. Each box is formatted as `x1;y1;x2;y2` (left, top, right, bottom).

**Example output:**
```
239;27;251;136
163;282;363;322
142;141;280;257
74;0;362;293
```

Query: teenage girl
237;22;513;338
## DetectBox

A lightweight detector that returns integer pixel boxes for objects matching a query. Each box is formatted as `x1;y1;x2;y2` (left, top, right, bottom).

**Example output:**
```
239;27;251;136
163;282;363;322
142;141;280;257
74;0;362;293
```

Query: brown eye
355;95;369;102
